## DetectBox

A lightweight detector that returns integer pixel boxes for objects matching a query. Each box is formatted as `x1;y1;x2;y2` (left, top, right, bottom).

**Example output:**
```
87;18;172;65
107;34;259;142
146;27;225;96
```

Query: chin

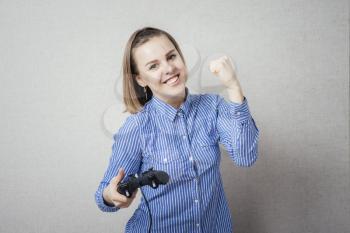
163;85;185;98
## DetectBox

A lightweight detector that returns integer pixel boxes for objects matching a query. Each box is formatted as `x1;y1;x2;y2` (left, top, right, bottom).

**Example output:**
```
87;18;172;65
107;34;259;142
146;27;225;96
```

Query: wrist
225;78;241;89
103;188;114;207
226;84;244;104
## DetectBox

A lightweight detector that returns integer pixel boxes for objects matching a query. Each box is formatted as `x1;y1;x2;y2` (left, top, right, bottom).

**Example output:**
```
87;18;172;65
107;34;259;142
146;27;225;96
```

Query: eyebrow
145;49;176;67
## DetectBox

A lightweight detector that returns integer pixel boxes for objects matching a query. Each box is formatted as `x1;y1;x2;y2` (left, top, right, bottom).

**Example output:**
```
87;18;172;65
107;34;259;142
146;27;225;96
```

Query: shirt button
163;158;168;163
182;135;187;139
194;199;198;203
189;156;193;162
236;111;241;115
196;223;200;227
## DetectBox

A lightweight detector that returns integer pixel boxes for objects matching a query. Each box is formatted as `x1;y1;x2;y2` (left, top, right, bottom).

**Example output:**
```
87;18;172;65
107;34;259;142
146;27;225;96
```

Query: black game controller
117;168;170;197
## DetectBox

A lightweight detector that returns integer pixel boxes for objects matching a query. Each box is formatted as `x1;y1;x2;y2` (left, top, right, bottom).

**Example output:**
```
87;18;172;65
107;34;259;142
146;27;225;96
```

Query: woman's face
133;35;188;106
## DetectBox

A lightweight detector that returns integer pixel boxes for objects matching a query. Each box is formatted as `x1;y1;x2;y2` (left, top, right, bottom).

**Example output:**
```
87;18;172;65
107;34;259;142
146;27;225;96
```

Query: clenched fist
209;55;239;88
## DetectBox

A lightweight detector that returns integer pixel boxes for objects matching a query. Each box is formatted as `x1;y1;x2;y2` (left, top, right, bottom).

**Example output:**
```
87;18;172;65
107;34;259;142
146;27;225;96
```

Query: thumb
209;60;221;74
209;61;217;73
111;168;125;185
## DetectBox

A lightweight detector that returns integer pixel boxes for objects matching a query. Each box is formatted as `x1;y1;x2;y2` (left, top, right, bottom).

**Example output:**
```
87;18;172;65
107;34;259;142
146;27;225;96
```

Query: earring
144;86;148;100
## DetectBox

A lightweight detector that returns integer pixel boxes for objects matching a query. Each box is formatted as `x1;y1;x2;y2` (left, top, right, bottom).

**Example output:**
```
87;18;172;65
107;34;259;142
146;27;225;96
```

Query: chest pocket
191;126;221;174
142;148;187;183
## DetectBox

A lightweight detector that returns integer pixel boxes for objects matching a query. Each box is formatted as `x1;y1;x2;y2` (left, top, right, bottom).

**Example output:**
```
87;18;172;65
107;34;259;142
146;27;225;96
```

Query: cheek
145;73;162;86
177;60;187;72
177;62;187;76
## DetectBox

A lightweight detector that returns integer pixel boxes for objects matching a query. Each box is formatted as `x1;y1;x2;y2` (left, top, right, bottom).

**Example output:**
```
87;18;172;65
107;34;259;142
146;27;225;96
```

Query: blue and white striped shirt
95;87;260;233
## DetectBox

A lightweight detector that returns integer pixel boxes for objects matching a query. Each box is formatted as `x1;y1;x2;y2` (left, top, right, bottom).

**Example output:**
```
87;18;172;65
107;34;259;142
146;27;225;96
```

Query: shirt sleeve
215;95;260;167
94;114;143;212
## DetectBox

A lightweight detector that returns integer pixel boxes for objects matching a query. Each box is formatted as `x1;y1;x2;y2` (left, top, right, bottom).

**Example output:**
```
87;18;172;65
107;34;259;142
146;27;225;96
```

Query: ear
135;74;146;87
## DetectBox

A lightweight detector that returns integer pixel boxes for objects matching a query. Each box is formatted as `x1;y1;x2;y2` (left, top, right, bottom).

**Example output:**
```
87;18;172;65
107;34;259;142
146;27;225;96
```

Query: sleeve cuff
95;183;120;212
222;96;252;123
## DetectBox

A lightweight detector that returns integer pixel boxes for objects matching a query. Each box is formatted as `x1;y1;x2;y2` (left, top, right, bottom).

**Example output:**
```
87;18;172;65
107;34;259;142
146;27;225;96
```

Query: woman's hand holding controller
102;168;138;208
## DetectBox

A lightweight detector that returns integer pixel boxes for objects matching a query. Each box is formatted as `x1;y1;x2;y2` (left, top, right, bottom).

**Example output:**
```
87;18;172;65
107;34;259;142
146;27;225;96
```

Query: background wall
0;0;348;233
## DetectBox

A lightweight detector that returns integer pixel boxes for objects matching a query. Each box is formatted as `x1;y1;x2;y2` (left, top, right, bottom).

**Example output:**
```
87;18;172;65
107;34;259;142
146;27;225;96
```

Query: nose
164;61;175;75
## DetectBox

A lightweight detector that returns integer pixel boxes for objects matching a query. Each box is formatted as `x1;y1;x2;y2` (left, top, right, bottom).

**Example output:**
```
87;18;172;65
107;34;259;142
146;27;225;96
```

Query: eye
168;54;176;60
149;64;158;70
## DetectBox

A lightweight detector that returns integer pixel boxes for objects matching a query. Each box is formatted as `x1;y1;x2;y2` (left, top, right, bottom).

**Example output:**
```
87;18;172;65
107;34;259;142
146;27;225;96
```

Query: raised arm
210;55;260;167
215;94;260;167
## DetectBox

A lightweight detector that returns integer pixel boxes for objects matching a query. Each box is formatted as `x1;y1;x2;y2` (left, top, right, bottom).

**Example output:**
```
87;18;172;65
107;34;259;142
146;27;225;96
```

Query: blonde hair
122;27;187;114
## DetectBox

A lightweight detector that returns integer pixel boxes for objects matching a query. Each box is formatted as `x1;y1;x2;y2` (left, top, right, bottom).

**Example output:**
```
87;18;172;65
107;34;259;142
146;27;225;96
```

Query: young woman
95;27;260;233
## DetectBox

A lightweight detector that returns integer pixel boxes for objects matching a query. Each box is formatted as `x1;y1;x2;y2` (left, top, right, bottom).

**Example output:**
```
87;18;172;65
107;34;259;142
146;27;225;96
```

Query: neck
161;88;187;109
168;97;184;109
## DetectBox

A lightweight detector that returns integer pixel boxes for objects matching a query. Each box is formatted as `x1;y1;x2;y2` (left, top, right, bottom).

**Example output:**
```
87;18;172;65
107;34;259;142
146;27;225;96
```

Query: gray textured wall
0;1;348;233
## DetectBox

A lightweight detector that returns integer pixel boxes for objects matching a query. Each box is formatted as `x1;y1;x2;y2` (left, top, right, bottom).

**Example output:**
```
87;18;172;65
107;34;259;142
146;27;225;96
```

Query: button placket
177;109;201;229
194;174;201;225
177;109;191;159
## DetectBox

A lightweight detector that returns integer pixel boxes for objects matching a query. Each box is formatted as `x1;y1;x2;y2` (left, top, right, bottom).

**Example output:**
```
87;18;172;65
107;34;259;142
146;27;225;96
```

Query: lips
163;73;180;84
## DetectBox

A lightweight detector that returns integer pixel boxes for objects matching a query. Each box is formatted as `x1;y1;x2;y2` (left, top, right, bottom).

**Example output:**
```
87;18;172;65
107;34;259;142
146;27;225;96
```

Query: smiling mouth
163;74;180;84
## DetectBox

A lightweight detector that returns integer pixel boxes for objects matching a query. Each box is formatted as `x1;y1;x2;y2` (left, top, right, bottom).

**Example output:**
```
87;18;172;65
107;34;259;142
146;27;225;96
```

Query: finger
130;189;139;199
221;57;230;67
114;201;125;208
124;193;137;207
117;202;129;208
209;62;217;73
224;55;233;66
215;61;224;71
123;202;132;208
115;198;131;208
111;168;125;185
210;61;222;74
112;193;128;203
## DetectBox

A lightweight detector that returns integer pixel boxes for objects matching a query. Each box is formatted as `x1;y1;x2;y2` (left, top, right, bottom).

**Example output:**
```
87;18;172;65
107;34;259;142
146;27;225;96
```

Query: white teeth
165;75;179;84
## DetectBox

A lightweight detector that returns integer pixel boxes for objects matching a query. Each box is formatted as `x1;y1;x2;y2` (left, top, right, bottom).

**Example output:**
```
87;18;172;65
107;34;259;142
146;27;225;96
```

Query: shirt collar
149;87;193;122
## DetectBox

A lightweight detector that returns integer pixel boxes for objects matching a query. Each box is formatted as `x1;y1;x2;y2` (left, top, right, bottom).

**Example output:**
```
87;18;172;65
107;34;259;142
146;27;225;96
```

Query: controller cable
140;186;152;233
117;168;169;233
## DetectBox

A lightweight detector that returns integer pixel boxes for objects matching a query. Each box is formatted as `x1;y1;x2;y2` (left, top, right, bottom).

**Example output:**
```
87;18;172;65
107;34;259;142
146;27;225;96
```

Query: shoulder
119;107;151;131
196;93;221;108
116;113;142;136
